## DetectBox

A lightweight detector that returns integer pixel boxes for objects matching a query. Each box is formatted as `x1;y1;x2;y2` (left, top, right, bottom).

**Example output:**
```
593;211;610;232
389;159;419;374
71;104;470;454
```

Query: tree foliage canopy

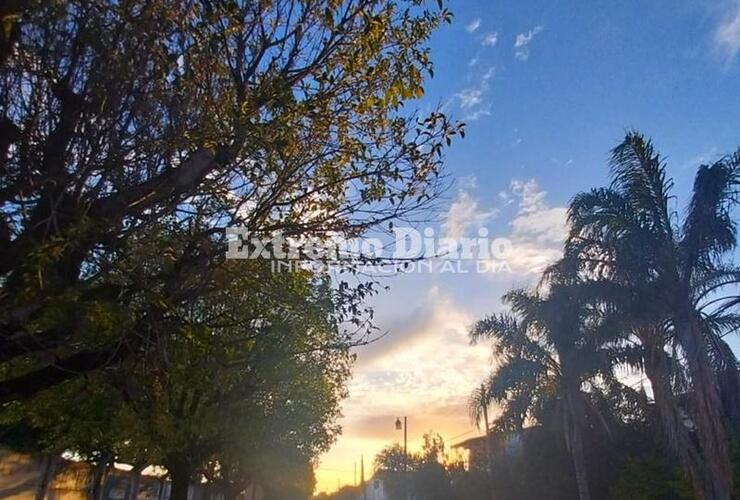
0;0;460;402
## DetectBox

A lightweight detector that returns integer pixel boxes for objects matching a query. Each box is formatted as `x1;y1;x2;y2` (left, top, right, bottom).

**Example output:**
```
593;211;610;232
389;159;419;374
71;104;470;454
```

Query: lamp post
395;416;408;500
395;416;407;470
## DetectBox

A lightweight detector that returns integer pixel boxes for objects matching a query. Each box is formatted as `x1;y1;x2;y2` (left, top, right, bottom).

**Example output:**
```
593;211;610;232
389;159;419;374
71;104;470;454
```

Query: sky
314;0;740;493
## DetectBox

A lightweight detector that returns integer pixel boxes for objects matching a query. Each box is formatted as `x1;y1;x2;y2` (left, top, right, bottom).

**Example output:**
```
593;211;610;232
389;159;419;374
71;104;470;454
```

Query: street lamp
395;416;409;500
395;416;407;471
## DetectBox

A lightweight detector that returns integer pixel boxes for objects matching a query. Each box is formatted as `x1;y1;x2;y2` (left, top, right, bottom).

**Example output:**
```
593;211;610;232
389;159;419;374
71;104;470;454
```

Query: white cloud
458;175;479;189
551;158;574;168
468;56;480;68
442;190;498;240
464;107;492;121
498;190;513;206
466;18;482;33
714;2;740;65
497;179;568;274
348;286;491;429
482;32;498;47
457;86;485;110
455;67;495;121
510;178;547;213
511;207;569;245
514;25;544;61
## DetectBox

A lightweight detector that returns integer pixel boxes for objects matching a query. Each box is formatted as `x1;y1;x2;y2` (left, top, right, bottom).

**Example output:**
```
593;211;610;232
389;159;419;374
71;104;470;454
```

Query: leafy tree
2;216;352;500
414;432;454;500
113;233;349;499
566;132;740;499
373;432;451;500
0;0;461;402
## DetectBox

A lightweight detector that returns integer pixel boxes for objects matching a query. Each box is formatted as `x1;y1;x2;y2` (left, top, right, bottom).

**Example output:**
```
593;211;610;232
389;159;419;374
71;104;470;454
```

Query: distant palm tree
469;383;493;475
470;275;616;500
566;132;740;500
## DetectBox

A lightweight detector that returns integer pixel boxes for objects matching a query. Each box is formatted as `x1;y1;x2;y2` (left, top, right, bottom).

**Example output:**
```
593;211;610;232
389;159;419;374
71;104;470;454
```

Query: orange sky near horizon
313;286;495;494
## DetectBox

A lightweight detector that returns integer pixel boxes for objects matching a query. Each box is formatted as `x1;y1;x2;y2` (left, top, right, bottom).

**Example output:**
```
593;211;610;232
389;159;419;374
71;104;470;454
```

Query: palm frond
609;132;675;240
468;384;491;430
681;151;740;278
485;356;544;402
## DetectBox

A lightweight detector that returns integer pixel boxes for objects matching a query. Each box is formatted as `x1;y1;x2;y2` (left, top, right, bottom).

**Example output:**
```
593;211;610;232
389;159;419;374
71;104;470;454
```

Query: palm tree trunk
482;397;495;500
677;317;733;500
570;425;591;500
563;389;591;500
643;337;709;499
482;393;492;475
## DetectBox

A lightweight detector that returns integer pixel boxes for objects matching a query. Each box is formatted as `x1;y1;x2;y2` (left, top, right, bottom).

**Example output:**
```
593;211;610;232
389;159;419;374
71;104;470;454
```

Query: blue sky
315;0;740;492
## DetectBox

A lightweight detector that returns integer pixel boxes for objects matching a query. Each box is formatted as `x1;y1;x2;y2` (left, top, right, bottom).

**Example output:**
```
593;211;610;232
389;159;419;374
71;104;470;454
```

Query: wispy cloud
482;32;499;47
514;25;544;61
466;18;482;33
550;157;574;168
511;178;547;214
457;86;485;110
496;179;567;274
714;1;740;66
464;108;492;121
442;190;498;240
455;67;495;121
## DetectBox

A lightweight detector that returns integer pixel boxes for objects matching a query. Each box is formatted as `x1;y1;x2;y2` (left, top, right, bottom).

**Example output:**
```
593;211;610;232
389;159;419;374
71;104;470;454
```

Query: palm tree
469;384;493;476
566;132;740;500
470;276;616;500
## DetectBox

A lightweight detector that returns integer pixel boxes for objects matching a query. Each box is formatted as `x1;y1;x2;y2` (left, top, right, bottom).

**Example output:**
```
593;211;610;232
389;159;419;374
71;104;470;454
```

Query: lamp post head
395;417;402;430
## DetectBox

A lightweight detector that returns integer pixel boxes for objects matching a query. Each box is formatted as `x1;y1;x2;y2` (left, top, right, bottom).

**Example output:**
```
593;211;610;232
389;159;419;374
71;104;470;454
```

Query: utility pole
403;416;408;471
361;455;367;500
395;416;408;469
354;461;357;487
395;416;409;500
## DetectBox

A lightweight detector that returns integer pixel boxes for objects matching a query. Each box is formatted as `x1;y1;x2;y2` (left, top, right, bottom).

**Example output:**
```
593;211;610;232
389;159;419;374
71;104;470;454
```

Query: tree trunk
570;423;591;500
482;392;494;500
89;453;113;500
563;388;591;500
167;458;192;500
642;335;711;500
677;317;733;500
35;454;59;500
482;390;492;475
